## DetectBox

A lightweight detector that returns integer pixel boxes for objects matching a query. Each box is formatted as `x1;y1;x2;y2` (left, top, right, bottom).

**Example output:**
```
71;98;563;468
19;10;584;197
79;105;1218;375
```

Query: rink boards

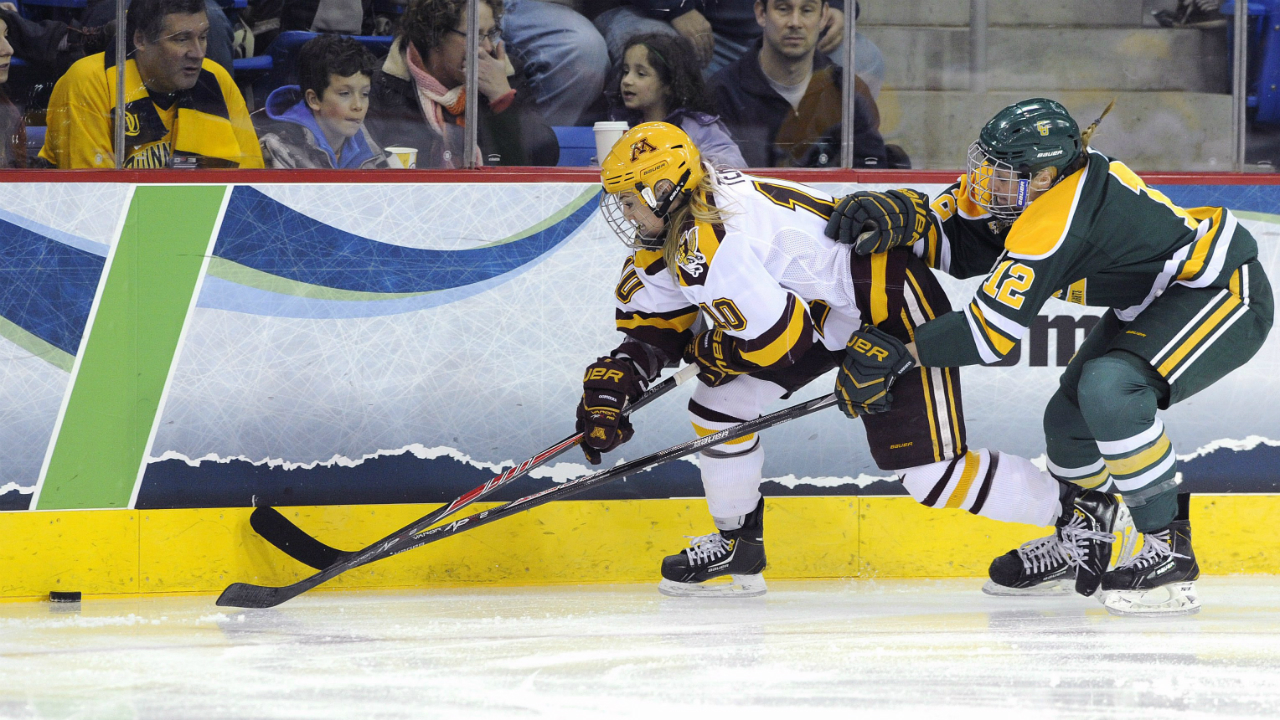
1;174;1279;598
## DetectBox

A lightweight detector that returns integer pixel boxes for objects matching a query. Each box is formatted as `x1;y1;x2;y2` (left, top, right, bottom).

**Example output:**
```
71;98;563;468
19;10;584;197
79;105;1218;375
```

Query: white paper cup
385;146;418;169
593;121;630;166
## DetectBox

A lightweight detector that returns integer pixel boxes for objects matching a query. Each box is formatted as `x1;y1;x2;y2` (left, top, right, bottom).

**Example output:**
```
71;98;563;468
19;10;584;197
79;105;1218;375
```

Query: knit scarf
405;43;481;168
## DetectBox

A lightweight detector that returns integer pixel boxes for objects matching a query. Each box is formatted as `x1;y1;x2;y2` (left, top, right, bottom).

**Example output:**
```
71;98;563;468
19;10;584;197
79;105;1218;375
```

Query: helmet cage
600;169;691;250
966;140;1031;222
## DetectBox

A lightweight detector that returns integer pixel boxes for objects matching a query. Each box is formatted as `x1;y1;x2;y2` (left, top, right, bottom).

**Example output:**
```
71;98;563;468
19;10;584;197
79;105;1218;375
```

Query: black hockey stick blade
216;391;835;609
242;365;697;572
250;507;349;570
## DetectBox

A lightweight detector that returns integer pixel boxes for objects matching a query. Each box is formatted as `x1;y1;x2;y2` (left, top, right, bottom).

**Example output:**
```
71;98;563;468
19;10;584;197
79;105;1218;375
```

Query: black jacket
708;40;886;169
367;40;558;168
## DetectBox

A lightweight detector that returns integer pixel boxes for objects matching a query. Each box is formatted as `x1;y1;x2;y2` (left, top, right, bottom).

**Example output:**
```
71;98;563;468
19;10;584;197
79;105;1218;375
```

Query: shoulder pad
674;218;724;287
1005;163;1089;260
633;248;667;276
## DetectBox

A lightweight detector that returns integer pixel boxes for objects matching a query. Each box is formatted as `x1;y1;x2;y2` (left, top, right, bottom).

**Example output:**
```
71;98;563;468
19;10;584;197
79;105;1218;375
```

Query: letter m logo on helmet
630;138;657;162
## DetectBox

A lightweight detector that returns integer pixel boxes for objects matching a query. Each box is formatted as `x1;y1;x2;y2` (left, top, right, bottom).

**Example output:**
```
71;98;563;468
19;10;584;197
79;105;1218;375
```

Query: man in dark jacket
366;0;557;168
708;0;886;168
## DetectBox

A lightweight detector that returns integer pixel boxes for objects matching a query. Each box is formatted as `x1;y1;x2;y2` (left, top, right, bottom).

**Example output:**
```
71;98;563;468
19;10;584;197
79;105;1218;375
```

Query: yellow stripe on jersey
1105;434;1172;477
739;297;810;368
633;248;664;272
1176;207;1226;282
1230;266;1242;297
615;309;699;333
1004;166;1087;259
945;450;981;508
871;252;890;324
969;300;1017;356
1156;293;1242;377
904;268;937;320
692;423;756;445
1109;161;1199;230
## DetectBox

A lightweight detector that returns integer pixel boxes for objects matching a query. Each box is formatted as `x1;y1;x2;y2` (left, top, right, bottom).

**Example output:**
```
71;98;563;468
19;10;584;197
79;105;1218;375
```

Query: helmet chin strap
631;169;693;248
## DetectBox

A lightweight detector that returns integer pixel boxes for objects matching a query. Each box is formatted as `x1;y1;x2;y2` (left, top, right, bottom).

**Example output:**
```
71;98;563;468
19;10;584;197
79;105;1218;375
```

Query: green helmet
966;98;1083;220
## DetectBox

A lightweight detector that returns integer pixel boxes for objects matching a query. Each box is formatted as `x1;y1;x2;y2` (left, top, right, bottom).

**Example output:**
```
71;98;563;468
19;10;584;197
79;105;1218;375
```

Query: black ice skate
1059;488;1121;597
658;498;767;597
983;532;1074;597
1101;517;1200;616
985;492;1135;597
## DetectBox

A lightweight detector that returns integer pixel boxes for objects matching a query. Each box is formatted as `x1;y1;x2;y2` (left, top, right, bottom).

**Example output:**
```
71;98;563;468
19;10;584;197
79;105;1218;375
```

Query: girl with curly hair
609;33;745;168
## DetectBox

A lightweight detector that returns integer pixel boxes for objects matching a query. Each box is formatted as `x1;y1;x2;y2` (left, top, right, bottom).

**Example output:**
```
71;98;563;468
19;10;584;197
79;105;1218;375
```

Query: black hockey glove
835;325;917;418
576;356;643;464
684;329;757;387
824;189;932;255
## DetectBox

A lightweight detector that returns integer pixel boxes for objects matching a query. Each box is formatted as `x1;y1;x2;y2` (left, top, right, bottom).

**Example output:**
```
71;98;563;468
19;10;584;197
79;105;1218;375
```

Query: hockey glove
684;329;757;387
835;325;917;418
824;188;932;255
576;356;643;465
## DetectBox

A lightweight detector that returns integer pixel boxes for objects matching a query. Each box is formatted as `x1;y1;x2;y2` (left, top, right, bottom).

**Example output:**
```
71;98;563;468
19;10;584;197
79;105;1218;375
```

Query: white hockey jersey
613;170;871;372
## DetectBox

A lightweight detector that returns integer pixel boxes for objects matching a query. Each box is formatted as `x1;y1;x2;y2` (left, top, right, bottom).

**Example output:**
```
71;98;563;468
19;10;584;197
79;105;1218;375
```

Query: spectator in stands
608;33;744;167
256;34;390;168
0;13;26;167
81;0;236;76
367;0;558;167
594;0;884;98
503;0;610;126
708;0;886;168
0;3;109;80
39;0;262;168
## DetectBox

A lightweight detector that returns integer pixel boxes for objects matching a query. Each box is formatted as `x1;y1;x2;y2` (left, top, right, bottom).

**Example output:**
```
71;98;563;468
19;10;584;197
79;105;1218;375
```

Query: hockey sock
699;441;765;521
1077;354;1179;532
899;449;1059;526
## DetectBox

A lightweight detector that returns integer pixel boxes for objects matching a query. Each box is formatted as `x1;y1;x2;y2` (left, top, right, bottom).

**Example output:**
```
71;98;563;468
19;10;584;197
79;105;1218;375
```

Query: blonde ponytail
1081;99;1116;149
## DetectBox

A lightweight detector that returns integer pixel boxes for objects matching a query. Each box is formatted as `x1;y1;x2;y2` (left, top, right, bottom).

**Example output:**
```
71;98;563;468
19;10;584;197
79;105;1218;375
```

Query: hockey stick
248;364;701;570
217;392;838;608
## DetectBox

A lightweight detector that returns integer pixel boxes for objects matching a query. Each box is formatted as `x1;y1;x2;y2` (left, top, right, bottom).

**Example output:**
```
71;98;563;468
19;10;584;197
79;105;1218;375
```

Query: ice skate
1100;518;1200;616
983;532;1074;596
1058;489;1120;597
658;498;767;598
984;494;1134;597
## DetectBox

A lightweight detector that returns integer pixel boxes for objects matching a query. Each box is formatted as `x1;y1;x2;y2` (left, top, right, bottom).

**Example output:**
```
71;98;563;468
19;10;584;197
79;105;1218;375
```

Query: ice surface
3;578;1280;719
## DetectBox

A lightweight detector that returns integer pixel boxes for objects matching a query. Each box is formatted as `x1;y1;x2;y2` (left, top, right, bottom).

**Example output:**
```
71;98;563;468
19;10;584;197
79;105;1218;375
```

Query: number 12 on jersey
982;260;1036;310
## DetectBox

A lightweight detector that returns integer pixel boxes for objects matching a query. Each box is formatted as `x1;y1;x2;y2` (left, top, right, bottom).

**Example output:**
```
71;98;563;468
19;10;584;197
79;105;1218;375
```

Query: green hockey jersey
910;150;1259;367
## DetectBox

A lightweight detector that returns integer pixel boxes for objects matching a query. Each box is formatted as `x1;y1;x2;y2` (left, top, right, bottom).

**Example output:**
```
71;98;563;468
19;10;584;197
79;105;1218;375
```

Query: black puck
49;591;81;603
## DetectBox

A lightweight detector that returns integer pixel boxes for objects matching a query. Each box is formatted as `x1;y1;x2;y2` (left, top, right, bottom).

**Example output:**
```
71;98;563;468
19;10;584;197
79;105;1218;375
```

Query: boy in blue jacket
257;34;391;169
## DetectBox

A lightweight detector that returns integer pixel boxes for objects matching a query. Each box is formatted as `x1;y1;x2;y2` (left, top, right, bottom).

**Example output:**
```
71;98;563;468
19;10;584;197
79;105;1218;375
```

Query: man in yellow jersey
39;0;262;169
825;98;1273;615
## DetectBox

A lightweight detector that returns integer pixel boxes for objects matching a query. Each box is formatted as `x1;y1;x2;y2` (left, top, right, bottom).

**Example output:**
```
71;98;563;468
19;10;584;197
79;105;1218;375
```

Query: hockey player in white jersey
575;121;1104;597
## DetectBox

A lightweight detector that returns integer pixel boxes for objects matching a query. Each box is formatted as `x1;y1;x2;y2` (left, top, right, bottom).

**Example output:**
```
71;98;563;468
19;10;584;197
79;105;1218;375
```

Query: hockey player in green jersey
825;98;1273;615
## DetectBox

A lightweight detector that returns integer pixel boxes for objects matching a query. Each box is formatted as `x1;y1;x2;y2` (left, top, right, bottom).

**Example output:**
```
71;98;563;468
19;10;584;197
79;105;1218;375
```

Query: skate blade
658;574;767;598
1101;582;1200;616
981;579;1073;597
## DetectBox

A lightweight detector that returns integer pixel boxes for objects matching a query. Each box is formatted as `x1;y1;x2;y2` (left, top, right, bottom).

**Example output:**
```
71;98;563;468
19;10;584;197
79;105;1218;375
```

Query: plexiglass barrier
0;0;1270;173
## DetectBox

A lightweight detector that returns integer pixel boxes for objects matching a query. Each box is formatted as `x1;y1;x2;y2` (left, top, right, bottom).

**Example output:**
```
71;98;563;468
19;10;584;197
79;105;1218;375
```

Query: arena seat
552;126;595;167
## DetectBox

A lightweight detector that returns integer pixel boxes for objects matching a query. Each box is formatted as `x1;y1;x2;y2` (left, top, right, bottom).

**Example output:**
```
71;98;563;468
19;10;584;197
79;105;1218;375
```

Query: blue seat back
552;126;596;167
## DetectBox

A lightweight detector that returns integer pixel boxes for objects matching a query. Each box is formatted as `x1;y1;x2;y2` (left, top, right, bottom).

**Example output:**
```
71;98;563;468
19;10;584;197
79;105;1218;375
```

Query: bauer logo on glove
576;356;643;464
824;188;935;256
835;325;917;418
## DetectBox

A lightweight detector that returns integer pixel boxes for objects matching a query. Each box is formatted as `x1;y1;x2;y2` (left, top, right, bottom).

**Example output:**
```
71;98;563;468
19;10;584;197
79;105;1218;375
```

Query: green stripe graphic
36;185;227;510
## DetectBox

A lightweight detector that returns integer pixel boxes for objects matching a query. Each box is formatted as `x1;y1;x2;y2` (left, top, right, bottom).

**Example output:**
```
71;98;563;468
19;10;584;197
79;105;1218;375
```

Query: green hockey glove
835;325;917;418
